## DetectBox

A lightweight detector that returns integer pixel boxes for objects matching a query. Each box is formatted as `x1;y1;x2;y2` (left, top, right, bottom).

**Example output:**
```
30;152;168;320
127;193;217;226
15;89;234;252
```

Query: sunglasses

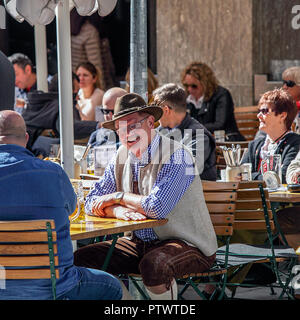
101;108;114;115
283;80;297;88
258;107;273;115
183;83;198;89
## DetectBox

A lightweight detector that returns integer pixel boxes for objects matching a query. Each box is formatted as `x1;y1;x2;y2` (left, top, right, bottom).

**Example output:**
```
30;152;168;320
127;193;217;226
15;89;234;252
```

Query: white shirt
186;94;204;109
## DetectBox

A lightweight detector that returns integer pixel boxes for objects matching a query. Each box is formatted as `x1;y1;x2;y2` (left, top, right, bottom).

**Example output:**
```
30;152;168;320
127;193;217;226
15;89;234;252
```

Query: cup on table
214;130;225;142
260;154;282;189
240;163;252;181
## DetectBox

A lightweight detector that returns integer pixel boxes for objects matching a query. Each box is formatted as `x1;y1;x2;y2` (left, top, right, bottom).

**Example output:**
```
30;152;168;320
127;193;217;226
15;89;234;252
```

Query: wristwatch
115;192;124;204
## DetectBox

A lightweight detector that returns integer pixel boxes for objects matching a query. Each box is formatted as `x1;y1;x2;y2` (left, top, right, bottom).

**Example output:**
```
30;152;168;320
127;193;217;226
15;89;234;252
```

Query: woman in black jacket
241;88;300;183
181;61;244;141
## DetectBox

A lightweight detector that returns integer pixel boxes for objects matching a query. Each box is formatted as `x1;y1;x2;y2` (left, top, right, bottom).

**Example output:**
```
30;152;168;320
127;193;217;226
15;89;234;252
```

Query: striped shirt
85;134;195;241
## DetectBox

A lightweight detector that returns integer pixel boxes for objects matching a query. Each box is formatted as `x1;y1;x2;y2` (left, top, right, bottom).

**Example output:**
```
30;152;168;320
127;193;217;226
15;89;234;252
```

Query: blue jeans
57;267;122;300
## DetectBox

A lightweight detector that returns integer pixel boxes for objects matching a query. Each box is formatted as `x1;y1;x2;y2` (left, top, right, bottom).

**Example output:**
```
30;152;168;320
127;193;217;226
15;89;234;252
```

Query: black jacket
157;113;217;181
23;91;98;150
241;132;300;183
187;86;245;141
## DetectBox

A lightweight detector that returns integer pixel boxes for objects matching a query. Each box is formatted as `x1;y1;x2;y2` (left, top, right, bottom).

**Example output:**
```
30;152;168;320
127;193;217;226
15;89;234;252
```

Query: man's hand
290;169;300;184
113;206;146;221
91;193;119;217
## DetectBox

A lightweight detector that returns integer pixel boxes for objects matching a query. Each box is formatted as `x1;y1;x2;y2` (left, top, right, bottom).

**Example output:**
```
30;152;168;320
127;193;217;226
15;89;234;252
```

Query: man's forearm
120;193;147;216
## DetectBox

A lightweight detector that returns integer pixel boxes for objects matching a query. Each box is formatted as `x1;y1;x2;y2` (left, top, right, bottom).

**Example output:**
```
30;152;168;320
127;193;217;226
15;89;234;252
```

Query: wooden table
70;215;168;240
70;216;168;271
269;190;300;203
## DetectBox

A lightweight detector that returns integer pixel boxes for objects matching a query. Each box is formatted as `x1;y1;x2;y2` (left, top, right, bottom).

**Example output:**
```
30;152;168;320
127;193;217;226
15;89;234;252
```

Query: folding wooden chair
0;219;59;300
177;181;239;300
234;106;259;141
217;181;298;299
123;181;239;300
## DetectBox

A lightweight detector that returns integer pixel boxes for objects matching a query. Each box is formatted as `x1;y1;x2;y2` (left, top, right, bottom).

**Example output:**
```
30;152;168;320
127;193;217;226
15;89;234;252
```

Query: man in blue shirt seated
74;93;218;300
0;110;122;300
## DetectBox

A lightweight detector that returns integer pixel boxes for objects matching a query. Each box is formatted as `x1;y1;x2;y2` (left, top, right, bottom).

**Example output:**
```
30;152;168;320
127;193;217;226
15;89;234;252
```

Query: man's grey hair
153;83;187;112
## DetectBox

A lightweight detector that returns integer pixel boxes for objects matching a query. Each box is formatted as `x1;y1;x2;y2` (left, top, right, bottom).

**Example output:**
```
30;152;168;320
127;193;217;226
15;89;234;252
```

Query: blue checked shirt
85;134;195;241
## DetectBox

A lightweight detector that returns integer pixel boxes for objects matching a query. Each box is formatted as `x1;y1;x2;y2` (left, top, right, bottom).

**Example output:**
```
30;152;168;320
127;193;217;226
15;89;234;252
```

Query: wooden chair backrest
0;220;59;280
202;181;239;237
234;180;274;231
234;106;259;141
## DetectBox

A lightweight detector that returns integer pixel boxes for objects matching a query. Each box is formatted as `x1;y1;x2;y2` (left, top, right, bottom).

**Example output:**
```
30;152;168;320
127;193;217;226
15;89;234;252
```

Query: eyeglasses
116;116;149;135
258;108;273;115
101;108;114;115
283;80;297;88
183;83;198;89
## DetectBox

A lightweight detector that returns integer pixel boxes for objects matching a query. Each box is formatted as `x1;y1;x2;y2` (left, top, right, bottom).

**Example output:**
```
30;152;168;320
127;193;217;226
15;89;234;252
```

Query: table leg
101;232;123;271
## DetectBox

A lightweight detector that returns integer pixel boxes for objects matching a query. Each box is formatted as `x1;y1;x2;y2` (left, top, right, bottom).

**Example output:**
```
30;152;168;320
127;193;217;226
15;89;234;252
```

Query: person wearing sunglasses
282;66;300;133
241;88;300;183
181;61;245;141
87;87;127;148
74;92;218;300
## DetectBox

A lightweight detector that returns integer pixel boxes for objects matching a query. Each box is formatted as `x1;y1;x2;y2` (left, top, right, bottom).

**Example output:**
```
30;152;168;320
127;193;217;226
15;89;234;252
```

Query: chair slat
0;231;57;242
235;210;273;220
206;203;236;213
236;200;271;210
210;214;234;225
204;192;237;202
0;255;58;267
3;269;59;280
234;220;275;230
235;106;258;113
213;225;234;236
0;220;55;231
236;121;259;128
202;180;239;191
0;243;58;255
237;189;270;200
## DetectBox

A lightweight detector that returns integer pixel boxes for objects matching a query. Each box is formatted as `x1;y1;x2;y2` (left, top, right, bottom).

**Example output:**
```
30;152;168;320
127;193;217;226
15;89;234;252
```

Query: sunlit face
257;103;287;134
115;113;154;158
76;66;96;90
182;74;205;100
282;78;300;101
13;64;31;89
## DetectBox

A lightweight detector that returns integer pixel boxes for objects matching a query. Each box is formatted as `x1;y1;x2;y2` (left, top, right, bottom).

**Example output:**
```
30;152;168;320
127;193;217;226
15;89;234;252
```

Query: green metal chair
216;181;298;299
0;219;59;300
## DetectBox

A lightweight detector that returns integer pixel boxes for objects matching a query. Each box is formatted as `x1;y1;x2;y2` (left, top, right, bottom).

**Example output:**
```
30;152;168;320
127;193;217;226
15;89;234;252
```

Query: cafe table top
70;215;168;240
269;186;300;203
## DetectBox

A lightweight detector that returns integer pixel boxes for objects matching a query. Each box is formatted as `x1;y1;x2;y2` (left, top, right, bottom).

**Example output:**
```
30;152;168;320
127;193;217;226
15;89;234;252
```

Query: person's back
0;110;122;300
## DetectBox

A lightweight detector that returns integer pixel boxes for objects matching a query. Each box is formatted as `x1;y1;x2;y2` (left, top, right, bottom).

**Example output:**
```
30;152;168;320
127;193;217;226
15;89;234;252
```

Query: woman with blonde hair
75;61;104;121
181;61;244;141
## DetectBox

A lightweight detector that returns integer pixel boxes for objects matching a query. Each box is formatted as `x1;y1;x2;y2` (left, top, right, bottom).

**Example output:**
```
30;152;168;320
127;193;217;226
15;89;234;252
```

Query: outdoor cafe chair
0;219;59;300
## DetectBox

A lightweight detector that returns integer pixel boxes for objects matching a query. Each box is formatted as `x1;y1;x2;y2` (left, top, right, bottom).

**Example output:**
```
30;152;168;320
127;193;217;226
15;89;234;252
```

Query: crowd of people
0;41;300;300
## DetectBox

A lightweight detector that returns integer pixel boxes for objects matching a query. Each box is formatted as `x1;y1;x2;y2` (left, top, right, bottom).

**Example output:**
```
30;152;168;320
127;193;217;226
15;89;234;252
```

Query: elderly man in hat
74;93;217;300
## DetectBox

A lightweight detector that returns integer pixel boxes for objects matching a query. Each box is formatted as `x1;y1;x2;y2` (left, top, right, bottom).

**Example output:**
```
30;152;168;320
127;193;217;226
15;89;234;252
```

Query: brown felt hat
102;93;163;131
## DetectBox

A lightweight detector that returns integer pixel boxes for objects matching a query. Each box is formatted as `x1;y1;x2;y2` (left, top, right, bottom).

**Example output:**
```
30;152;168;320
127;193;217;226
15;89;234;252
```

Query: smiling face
76;66;96;90
257;103;287;135
115;112;154;158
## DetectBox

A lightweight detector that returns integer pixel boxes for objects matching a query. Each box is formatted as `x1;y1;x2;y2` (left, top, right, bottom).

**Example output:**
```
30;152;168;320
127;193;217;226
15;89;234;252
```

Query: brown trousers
74;236;216;288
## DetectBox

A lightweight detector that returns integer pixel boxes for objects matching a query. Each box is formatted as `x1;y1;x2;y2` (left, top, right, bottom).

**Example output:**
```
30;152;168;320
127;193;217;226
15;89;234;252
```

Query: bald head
0;110;28;147
103;87;127;121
